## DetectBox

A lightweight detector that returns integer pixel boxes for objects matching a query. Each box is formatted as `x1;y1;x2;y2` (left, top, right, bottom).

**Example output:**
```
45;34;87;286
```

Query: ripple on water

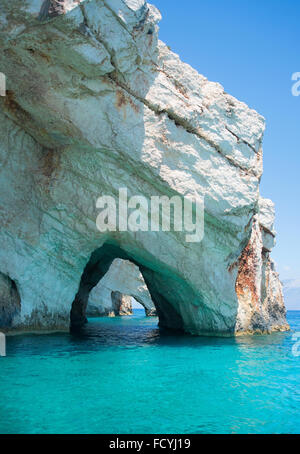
0;310;299;434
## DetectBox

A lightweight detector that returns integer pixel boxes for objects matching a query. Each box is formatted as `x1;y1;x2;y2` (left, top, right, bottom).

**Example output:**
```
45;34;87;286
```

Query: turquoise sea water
0;310;299;434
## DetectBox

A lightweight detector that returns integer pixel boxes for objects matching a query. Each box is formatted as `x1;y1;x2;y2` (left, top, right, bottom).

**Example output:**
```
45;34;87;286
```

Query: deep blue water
0;310;299;434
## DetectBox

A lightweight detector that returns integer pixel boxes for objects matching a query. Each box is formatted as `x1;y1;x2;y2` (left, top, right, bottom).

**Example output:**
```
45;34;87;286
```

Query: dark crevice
225;126;258;155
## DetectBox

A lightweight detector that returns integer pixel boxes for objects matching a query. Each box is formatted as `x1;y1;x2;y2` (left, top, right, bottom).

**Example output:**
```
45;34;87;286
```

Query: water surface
0;310;299;434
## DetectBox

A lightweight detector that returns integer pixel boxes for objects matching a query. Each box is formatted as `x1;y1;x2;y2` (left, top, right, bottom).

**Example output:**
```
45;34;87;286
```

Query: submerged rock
0;0;289;335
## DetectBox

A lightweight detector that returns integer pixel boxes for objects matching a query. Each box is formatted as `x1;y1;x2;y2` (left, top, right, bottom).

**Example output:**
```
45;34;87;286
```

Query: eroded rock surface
0;0;289;335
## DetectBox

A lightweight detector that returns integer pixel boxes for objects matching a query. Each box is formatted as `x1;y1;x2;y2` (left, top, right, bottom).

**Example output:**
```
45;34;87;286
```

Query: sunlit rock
0;273;21;329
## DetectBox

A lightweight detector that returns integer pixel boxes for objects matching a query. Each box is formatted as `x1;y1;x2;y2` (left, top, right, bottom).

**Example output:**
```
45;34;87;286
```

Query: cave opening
70;242;185;333
0;272;21;329
85;257;157;318
131;298;148;316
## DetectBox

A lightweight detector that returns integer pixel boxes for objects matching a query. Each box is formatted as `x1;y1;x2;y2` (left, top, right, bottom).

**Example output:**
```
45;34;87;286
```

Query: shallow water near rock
0;310;299;434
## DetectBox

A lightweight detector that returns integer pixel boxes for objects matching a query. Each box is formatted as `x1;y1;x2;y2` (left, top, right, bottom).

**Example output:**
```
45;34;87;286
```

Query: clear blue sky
154;0;300;283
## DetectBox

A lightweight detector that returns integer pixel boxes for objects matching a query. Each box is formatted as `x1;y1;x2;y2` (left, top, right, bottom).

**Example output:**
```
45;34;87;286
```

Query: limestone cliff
111;291;132;316
0;0;289;335
87;259;156;317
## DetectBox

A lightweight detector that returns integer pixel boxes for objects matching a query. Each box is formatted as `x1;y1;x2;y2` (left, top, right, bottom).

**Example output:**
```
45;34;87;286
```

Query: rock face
0;0;289;335
111;291;132;316
87;259;156;317
235;205;287;334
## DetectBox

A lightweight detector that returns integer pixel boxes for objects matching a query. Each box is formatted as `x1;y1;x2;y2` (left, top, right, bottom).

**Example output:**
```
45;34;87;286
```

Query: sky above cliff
154;0;300;307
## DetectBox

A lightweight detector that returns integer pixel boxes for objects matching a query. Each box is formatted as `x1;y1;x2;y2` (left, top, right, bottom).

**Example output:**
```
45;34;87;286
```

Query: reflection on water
74;310;290;352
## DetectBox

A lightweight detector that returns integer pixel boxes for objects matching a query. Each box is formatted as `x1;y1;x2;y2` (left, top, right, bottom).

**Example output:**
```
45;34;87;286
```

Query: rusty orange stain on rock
41;149;60;179
4;90;18;114
115;89;140;116
116;89;127;109
235;238;259;306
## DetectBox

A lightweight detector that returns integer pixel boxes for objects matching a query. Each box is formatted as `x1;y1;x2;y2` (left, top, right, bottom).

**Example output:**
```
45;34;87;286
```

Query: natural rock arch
0;0;289;336
70;242;188;332
87;258;156;318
